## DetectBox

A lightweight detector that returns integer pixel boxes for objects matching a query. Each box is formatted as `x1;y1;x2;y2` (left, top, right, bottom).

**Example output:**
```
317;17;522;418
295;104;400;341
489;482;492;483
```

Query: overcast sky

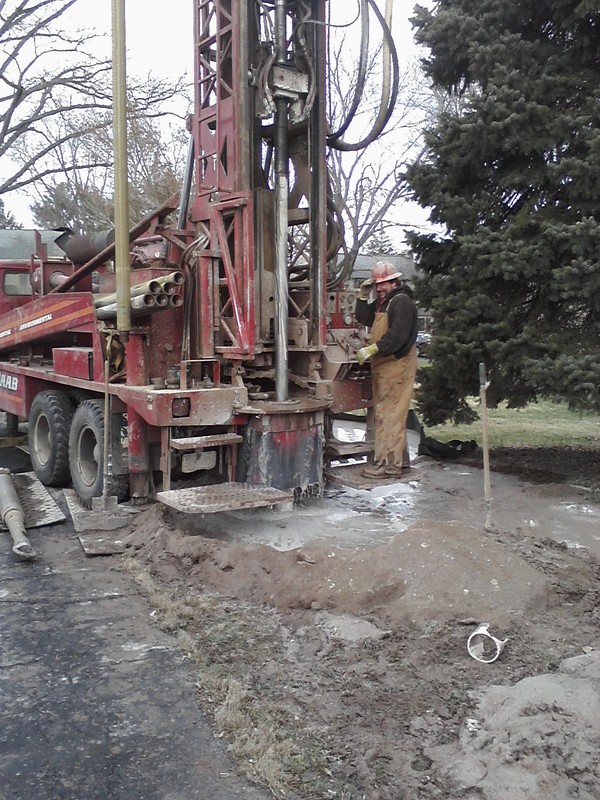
9;0;434;238
92;0;424;87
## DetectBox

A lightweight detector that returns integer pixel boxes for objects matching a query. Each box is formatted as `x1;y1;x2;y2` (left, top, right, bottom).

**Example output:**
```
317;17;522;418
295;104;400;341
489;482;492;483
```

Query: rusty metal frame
211;195;255;356
191;0;329;362
192;0;256;360
193;0;236;196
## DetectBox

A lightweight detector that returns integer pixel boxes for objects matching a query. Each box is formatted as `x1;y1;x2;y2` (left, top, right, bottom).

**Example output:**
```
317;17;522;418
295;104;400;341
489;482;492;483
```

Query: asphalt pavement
0;494;271;800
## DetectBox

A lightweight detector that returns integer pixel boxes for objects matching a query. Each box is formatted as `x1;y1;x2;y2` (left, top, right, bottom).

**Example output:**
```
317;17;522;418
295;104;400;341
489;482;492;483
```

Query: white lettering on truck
0;373;18;391
18;313;52;331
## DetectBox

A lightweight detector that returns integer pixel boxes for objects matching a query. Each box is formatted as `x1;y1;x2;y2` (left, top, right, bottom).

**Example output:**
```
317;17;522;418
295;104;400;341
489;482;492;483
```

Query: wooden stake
479;362;493;530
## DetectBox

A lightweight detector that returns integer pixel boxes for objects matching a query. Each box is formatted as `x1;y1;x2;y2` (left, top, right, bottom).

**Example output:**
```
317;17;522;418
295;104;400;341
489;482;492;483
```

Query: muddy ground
118;444;599;800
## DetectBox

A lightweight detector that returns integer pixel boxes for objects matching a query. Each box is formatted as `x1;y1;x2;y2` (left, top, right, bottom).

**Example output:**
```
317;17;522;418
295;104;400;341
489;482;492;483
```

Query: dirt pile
118;461;600;799
123;510;555;627
427;651;600;800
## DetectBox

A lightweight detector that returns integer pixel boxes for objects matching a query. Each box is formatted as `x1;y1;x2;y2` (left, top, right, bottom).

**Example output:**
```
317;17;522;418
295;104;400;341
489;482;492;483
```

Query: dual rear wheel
29;391;128;507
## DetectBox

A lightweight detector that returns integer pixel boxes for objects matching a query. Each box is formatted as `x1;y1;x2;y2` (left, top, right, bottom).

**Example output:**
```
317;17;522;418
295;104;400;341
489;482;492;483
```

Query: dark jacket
355;286;418;359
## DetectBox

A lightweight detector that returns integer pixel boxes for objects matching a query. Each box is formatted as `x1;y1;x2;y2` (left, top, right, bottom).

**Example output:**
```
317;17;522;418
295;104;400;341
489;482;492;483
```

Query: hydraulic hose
328;0;399;152
327;0;370;142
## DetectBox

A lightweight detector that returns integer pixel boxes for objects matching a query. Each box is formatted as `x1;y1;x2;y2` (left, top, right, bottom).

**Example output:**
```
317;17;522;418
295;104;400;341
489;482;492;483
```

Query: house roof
0;230;69;260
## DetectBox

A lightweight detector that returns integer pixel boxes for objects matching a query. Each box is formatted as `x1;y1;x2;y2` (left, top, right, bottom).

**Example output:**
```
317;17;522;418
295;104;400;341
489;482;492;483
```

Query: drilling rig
0;1;397;513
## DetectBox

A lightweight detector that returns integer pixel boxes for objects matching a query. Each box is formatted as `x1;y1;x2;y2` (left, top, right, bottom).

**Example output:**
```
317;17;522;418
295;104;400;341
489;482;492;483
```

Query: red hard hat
372;260;403;284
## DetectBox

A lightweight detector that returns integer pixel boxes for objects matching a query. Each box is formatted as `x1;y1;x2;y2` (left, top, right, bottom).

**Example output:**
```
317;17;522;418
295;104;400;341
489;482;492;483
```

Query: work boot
384;464;410;477
360;461;388;478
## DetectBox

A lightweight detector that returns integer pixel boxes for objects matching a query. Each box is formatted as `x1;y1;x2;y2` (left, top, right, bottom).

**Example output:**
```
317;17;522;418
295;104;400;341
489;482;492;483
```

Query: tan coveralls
370;310;418;466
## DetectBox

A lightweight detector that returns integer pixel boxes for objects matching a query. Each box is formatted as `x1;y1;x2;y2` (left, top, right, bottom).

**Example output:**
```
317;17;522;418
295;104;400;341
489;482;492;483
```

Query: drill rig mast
185;0;333;493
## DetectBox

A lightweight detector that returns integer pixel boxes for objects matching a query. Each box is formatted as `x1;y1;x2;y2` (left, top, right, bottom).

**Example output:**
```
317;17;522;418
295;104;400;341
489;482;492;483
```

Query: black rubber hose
328;0;399;152
328;0;370;142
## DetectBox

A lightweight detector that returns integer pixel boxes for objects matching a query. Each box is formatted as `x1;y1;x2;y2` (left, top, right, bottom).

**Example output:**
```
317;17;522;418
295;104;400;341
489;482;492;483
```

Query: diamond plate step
169;433;243;451
157;482;293;514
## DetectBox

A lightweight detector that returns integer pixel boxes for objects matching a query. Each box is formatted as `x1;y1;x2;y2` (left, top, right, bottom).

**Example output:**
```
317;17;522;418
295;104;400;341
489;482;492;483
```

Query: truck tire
29;390;73;486
68;400;128;507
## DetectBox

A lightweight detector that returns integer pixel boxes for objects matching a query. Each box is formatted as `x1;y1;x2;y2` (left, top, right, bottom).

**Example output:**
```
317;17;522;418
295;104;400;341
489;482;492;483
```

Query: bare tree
29;114;188;233
326;22;433;272
0;0;187;196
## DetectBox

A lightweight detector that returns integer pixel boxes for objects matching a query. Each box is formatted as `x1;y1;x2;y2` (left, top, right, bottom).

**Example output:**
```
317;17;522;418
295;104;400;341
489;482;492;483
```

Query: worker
355;260;418;478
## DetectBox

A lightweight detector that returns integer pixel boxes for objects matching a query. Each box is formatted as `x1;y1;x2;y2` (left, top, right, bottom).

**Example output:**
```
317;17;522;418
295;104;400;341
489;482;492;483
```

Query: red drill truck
0;1;396;513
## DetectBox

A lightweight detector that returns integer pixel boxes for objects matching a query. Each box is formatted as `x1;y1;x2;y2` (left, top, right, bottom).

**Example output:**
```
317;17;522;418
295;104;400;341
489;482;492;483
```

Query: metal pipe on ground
0;469;36;559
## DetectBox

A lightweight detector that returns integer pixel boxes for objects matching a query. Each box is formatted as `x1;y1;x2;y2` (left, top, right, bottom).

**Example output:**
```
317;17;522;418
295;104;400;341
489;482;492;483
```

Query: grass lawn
422;399;600;450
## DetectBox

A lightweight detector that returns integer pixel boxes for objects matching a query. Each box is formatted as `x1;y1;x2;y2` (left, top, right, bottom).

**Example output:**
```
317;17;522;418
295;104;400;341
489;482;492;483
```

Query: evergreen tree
406;0;600;424
362;226;399;256
0;200;22;229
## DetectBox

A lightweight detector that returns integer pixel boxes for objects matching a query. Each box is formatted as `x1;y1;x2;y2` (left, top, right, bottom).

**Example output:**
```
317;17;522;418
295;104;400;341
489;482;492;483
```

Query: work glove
358;278;375;301
357;343;379;365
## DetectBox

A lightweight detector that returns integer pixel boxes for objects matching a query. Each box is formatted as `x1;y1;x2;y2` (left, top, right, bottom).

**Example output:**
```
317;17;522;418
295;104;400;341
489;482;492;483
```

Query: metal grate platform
156;482;294;514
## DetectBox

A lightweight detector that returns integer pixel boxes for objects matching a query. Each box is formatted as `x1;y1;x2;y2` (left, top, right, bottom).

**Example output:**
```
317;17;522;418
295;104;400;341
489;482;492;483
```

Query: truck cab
0;262;33;316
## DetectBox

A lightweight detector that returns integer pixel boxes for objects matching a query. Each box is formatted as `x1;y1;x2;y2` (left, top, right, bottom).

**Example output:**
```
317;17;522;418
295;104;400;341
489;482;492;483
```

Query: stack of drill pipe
94;279;161;307
93;271;184;308
94;271;184;321
96;292;171;320
0;468;36;560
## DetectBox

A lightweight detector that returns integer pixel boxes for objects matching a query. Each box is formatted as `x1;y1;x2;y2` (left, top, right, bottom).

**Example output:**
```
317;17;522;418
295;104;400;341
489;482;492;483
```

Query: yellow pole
111;0;131;336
